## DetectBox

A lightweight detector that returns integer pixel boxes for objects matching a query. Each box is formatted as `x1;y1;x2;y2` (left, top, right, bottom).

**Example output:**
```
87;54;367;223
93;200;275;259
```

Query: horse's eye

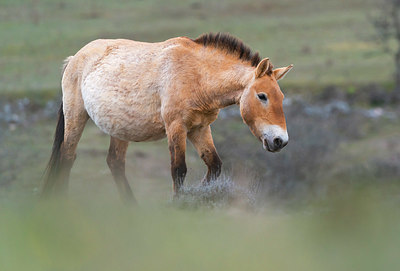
257;93;268;102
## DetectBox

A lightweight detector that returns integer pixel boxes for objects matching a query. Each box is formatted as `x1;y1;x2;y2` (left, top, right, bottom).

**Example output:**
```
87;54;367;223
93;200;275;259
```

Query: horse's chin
262;144;280;153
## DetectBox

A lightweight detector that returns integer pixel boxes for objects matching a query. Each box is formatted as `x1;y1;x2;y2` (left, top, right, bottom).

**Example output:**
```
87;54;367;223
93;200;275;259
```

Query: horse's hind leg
43;100;88;195
54;104;88;193
43;56;89;196
107;136;136;203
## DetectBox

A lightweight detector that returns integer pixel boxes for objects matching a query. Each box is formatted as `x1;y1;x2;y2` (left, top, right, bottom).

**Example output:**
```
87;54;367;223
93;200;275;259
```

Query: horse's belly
82;82;166;142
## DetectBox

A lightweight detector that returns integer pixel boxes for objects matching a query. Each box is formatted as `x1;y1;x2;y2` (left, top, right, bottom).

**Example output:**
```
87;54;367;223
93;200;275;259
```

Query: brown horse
42;33;293;203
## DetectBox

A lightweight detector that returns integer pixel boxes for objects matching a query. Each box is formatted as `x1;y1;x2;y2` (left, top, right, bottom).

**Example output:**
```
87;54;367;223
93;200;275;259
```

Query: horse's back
62;38;190;142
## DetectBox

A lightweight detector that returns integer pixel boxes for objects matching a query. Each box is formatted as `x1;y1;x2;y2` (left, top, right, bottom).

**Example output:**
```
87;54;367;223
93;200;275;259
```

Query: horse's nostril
273;137;283;149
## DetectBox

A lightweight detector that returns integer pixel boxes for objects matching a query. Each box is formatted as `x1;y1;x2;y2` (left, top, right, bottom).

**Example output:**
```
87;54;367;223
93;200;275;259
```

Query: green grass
0;120;206;204
1;2;399;269
0;0;390;98
0;190;399;271
1;117;399;270
1;113;399;204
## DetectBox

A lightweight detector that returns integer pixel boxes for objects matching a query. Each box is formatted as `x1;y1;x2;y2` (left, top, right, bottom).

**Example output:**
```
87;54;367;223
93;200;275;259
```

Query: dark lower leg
201;150;222;184
52;156;75;194
107;159;135;203
171;160;187;196
167;123;187;197
107;137;136;203
188;126;222;185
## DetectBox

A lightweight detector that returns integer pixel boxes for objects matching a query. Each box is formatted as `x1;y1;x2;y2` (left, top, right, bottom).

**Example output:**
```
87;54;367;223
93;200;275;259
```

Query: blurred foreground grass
0;189;399;271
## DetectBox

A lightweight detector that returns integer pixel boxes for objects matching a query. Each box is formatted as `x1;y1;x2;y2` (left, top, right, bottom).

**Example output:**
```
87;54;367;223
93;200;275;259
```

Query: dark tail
42;102;65;195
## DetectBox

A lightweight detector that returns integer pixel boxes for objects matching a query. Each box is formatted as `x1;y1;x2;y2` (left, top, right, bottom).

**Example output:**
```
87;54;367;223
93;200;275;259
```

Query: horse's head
240;58;293;152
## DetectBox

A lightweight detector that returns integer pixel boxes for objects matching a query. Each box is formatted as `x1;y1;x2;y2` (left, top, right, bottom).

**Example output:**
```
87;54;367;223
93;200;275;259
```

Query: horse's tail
42;102;65;195
42;56;72;195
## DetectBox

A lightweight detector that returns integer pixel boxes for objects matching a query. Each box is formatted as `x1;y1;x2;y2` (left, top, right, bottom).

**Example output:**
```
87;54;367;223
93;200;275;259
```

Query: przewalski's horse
43;33;293;203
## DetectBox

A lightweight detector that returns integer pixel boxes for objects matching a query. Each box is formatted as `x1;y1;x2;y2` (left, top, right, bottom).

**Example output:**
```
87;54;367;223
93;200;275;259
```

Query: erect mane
193;32;262;67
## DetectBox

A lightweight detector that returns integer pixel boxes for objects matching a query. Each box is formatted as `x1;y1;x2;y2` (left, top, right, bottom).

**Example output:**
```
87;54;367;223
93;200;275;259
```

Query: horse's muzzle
263;137;288;152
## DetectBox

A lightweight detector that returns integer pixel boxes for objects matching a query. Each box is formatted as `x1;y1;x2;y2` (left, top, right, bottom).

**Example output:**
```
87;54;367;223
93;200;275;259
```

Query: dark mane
193;32;262;67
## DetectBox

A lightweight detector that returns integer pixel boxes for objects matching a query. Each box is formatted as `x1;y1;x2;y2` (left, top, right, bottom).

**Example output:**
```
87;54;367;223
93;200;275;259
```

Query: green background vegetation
0;0;388;97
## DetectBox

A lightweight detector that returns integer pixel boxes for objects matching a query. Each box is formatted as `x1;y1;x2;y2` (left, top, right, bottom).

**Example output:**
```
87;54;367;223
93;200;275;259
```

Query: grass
1;1;400;269
0;0;391;98
1;109;399;204
0;189;399;271
0;91;399;271
4;118;399;270
0;120;205;203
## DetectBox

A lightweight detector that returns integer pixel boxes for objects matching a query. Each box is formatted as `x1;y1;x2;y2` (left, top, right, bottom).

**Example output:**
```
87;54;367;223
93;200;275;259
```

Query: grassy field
1;115;400;270
0;0;389;98
1;110;398;204
1;189;399;271
1;0;400;270
1;116;400;270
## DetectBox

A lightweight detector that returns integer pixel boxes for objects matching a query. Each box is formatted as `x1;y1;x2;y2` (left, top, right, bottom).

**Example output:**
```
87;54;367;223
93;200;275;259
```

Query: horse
42;32;293;203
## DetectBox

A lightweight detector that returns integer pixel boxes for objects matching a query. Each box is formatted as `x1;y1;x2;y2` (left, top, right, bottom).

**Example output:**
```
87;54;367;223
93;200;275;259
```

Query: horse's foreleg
166;122;187;196
107;137;136;204
188;125;222;184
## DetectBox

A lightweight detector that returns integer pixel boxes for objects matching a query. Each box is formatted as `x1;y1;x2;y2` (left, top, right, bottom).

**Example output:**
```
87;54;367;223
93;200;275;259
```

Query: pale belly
81;72;166;142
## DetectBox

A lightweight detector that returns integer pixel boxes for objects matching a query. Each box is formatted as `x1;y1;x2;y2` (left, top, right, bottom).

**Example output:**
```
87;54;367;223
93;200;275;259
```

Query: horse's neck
196;62;254;111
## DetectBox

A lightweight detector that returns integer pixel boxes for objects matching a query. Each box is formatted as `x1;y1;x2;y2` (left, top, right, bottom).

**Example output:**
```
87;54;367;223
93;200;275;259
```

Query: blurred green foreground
0;189;399;271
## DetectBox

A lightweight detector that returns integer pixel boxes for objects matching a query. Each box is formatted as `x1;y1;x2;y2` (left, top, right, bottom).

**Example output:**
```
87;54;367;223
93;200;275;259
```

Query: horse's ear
255;58;270;78
273;64;293;81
